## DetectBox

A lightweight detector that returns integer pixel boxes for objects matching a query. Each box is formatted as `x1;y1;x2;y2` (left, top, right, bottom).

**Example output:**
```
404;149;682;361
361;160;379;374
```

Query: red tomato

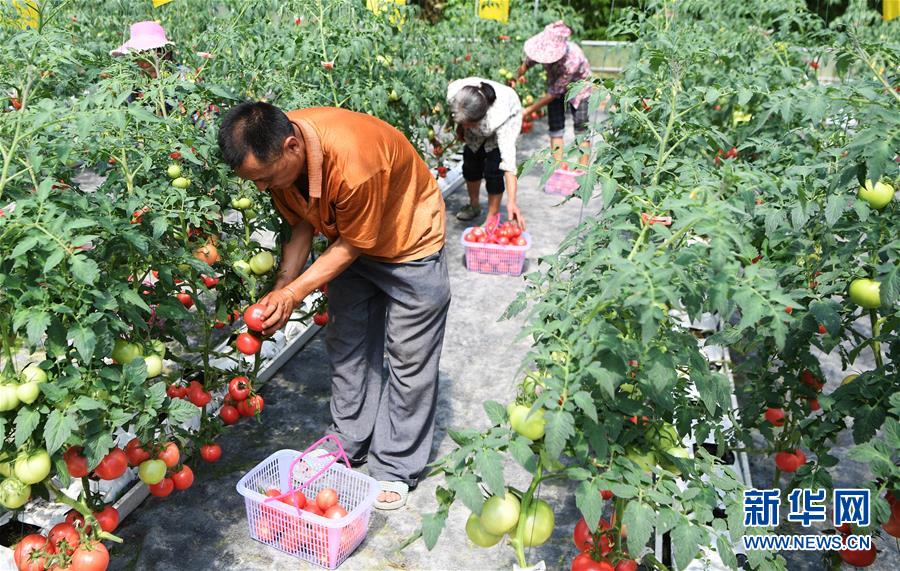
171;465;194;490
66;509;87;530
807;398;820;412
304;503;324;516
573;517;594;551
325;505;348;519
600;489;613;500
236;332;262;355
93;505;119;533
774;450;806;472
839;545;877;567
124;438;151;466
472;227;486;238
799;369;824;392
188;386;211;407
818;324;827;334
243;394;264;416
313;312;329;326
158;441;180;468
243;304;267;332
200;443;221;462
220;404;240;425
280;490;307;510
498;236;510;246
69;541;110;571
228;376;251;401
572;552;614;571
615;560;638;571
316;488;339;511
255;517;279;542
464;232;478;242
14;534;48;571
883;513;900;538
201;275;219;288
176;292;194;309
64;446;89;478
764;407;785;427
94;448;128;480
149;477;174;497
49;522;80;555
166;384;187;399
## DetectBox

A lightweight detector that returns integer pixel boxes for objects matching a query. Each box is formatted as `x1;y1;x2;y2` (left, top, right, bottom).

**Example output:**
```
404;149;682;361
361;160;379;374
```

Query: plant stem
869;310;883;370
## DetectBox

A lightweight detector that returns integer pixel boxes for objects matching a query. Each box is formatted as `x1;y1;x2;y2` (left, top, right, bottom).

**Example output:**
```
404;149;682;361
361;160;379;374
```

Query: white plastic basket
236;438;379;569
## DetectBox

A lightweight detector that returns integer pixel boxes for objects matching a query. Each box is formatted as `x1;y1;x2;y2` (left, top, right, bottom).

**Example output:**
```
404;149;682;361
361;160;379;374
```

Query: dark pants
547;96;589;138
462;145;505;195
325;247;451;486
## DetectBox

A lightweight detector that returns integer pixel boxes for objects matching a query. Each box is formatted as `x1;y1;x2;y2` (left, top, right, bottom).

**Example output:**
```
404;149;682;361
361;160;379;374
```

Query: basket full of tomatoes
236;436;379;569
461;217;531;276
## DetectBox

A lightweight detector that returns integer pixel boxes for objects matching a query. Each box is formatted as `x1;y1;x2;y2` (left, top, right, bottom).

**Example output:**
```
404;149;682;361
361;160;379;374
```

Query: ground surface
108;116;896;571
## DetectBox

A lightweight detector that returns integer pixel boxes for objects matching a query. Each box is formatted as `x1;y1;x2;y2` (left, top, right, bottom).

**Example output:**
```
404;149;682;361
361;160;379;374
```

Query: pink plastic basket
236;436;379;569
544;168;584;196
460;229;532;276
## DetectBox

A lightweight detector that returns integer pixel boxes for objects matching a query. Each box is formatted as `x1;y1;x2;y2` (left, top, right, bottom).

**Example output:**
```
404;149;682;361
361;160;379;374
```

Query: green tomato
508;404;546;440
465;513;502;547
14;449;51;485
111;339;143;364
149;340;166;358
233;260;252;274
171;177;191;189
388;89;400;102
626;448;657;473
16;382;41;405
138;459;167;485
0;477;31;509
647;422;680;450
848;278;881;309
243;208;258;220
249;251;275;275
145;355;164;378
166;164;182;179
20;364;47;384
513;499;554;547
0;384;21;412
0;460;12;477
231;196;242;209
237;197;253;209
498;67;509;77
858;179;894;210
480;492;520;536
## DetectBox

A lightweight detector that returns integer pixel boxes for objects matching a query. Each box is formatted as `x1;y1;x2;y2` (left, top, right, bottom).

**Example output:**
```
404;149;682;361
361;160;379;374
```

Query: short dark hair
217;101;293;169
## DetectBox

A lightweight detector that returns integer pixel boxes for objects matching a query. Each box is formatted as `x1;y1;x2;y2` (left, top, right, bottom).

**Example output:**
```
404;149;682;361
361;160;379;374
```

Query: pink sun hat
524;21;572;64
110;21;173;57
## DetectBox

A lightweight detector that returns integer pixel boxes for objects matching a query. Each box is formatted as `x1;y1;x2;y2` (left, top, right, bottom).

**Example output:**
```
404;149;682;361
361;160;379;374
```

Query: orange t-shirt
269;107;445;263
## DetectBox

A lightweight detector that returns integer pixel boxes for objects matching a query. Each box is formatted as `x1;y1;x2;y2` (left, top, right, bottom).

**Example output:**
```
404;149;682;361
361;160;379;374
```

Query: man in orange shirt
217;102;450;510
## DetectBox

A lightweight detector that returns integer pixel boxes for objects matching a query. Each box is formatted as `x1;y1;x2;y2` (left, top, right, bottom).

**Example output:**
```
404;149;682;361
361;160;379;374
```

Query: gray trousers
325;247;451;486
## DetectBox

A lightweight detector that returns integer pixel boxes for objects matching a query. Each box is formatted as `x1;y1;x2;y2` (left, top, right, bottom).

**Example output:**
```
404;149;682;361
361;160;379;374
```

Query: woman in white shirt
447;78;525;227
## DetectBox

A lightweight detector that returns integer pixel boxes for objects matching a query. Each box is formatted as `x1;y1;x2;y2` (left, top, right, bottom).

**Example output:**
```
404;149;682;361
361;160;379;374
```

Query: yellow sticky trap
478;0;509;24
8;0;39;29
152;0;174;7
366;0;407;25
884;0;898;21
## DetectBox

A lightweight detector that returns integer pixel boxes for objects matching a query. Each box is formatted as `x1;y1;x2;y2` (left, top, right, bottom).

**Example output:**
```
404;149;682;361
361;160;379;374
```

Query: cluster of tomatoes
713;146;739;166
218;376;265;425
765;369;827;473
255;486;361;563
14;526;110;571
463;221;526;247
571;509;637;571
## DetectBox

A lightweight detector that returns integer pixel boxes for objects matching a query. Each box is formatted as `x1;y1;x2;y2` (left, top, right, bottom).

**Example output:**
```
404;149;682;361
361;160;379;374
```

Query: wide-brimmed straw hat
523;21;571;64
110;21;173;57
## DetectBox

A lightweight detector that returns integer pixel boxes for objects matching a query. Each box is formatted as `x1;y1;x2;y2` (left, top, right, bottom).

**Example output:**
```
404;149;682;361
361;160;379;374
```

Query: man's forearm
284;238;360;302
274;221;313;289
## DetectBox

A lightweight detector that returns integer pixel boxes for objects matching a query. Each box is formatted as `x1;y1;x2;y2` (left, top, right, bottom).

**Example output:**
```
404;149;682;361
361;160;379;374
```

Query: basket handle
261;434;351;515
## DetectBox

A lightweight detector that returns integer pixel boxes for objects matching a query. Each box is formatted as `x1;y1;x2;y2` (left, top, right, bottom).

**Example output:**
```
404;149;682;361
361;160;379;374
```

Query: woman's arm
523;92;557;117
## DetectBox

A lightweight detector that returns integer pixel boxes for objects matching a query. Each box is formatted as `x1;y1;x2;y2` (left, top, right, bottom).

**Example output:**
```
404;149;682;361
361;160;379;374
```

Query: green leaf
575;480;604;530
572;391;598;423
672;521;707;569
449;474;484;515
44;409;78;455
422;509;448;550
69;255;99;285
483;400;507;426
167;398;200;425
508;436;537;471
43;249;66;273
657;507;680;534
26;312;51;346
14;407;41;448
11;236;39;258
73;396;105;411
475;449;505;497
624;500;654;557
544;410;575;460
716;534;739;569
737;88;752;106
824;193;847;226
68;325;97;362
